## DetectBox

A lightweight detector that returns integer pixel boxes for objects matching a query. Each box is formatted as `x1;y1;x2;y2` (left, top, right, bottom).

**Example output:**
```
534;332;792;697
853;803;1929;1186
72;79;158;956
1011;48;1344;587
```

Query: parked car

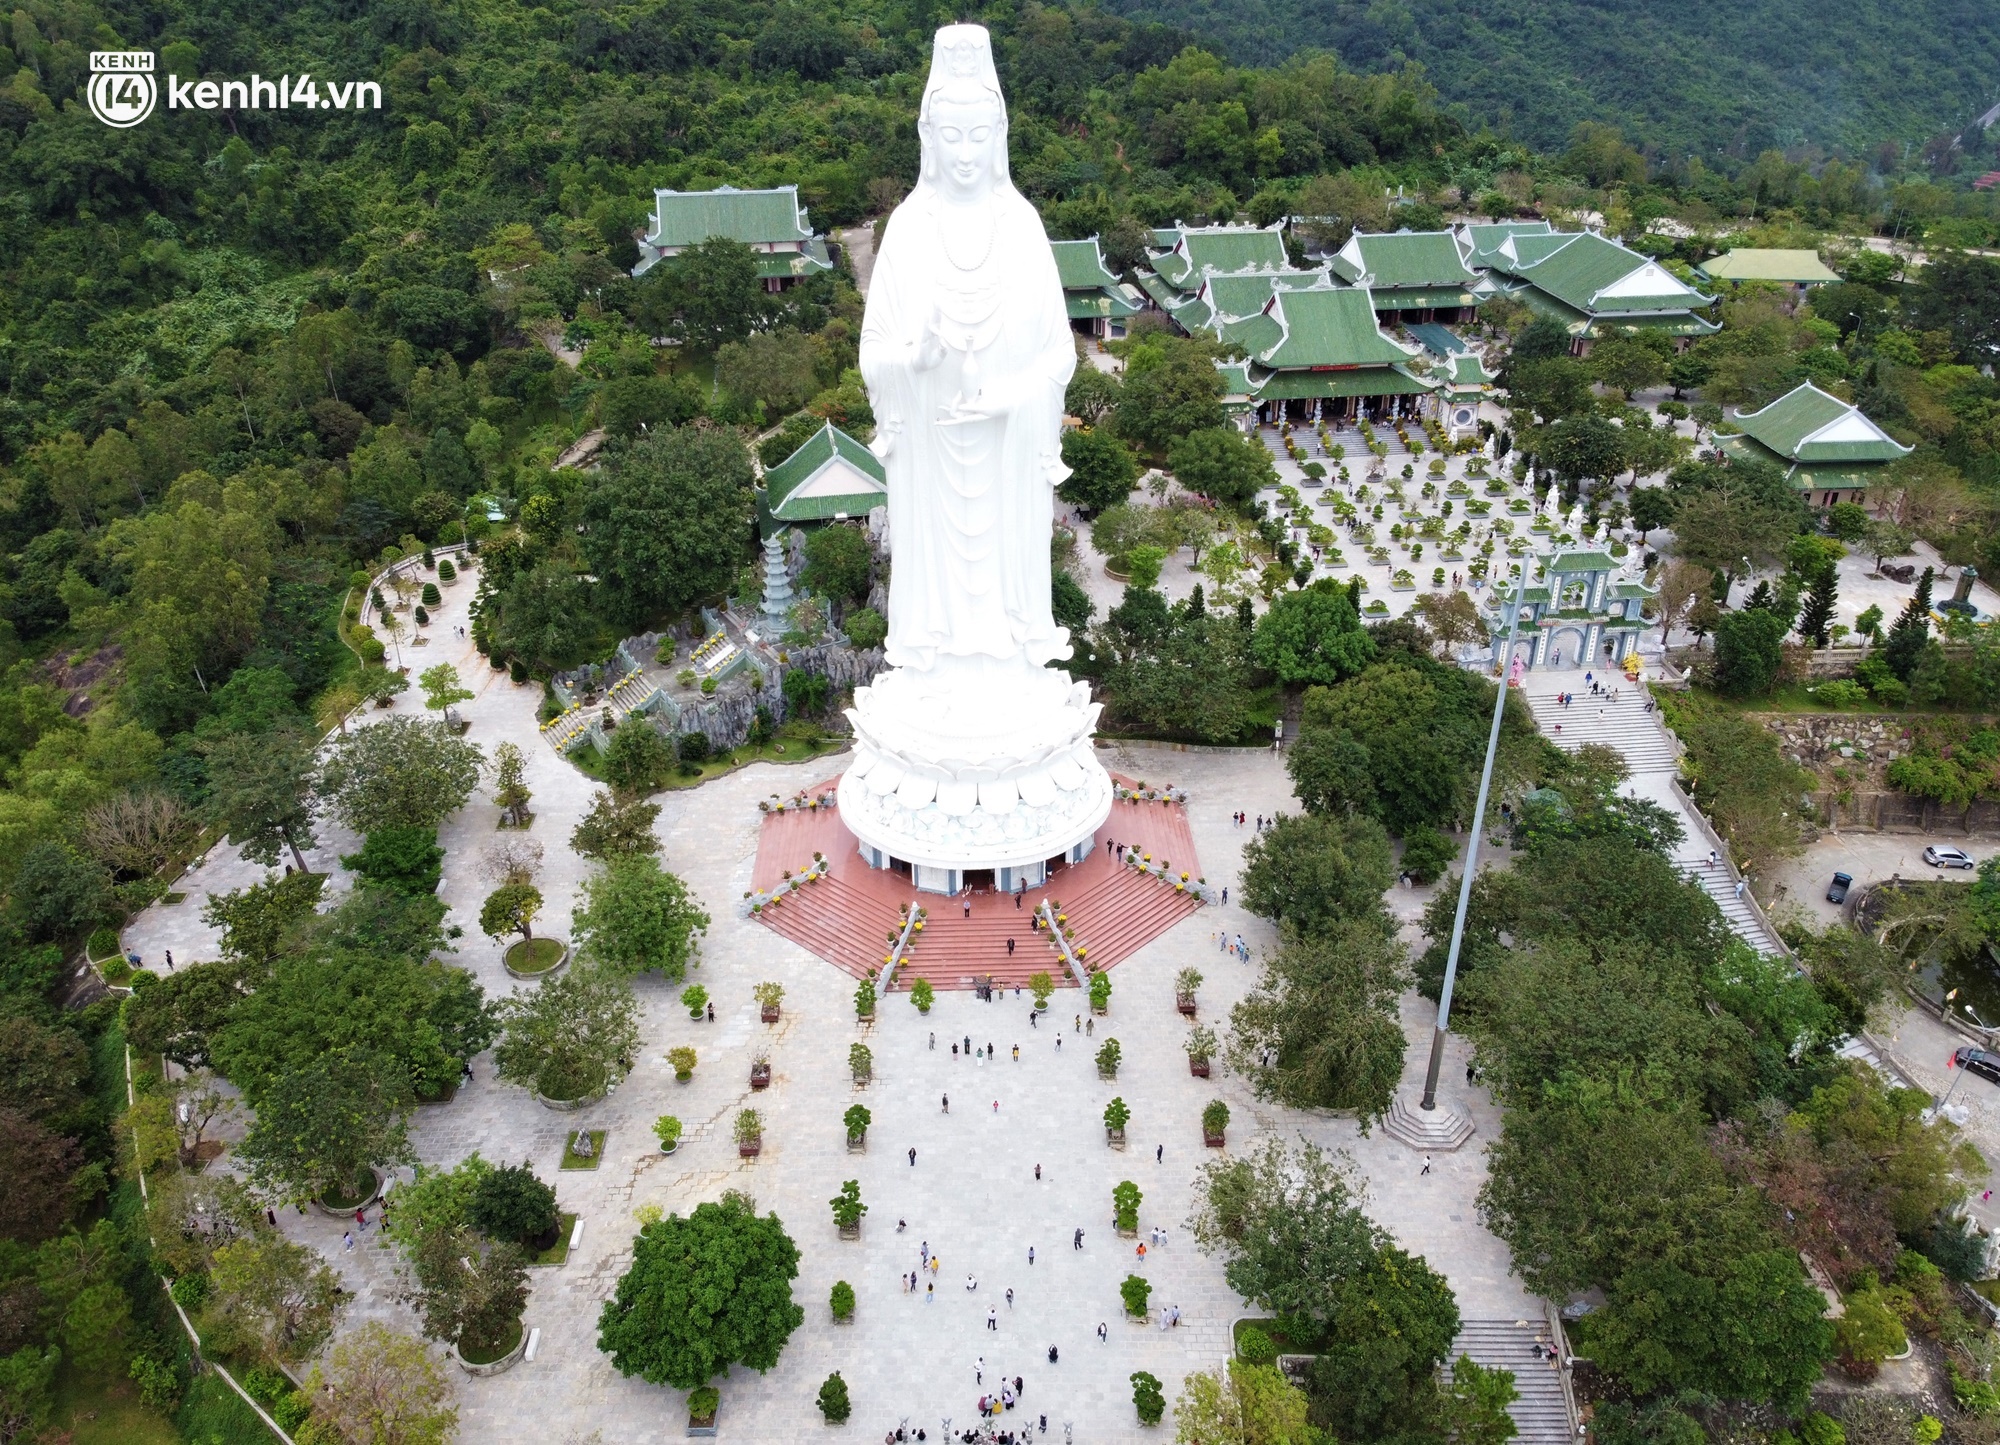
1826;872;1852;904
1955;1046;2000;1086
1924;845;1976;870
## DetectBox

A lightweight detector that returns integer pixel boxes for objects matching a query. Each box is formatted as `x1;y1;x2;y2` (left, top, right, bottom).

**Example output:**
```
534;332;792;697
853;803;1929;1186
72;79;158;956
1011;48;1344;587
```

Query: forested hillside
1101;0;2000;158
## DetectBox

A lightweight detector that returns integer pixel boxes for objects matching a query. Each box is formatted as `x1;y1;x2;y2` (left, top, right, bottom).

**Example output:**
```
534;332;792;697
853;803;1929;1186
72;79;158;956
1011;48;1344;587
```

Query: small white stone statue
837;25;1111;878
1542;482;1559;516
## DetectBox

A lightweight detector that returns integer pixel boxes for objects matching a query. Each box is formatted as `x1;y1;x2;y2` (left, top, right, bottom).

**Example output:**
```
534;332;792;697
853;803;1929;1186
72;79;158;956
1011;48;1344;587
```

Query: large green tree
598;1193;804;1388
1250;580;1374;687
580;426;756;623
205;723;320;873
571;855;710;979
318;717;483;834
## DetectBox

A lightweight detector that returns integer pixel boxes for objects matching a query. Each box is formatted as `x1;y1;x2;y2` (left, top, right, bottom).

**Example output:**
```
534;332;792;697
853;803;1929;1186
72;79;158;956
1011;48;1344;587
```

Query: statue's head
917;25;1010;201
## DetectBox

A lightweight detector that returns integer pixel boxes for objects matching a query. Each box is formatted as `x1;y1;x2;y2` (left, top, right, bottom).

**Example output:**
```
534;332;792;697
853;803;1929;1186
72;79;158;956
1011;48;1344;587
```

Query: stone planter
1117;1224;1139;1239
749;1064;771;1091
534;1088;606;1113
1092;1004;1108;1017
738;1139;762;1158
1176;996;1197;1018
688;1404;720;1437
1106;1128;1127;1151
660;1140;678;1155
1204;1131;1227;1148
846;1133;866;1154
310;1168;382;1217
453;1323;526;1377
761;1004;781;1023
503;939;569;980
1188;1057;1212;1078
837;1222;861;1240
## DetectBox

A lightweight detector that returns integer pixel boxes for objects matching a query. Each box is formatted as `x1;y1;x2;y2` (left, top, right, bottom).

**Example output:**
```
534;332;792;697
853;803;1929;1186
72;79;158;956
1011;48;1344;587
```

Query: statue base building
836;661;1111;894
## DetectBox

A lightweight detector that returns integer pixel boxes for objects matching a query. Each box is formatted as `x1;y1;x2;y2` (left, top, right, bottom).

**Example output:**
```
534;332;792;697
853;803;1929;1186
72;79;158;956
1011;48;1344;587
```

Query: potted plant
1186;1026;1217;1079
1112;1179;1141;1237
819;1372;852;1425
755;981;784;1023
909;977;935;1014
1174;967;1202;1018
681;984;709;1021
849;1041;873;1086
749;1050;772;1090
1104;1096;1130;1150
668;1046;697;1083
1203;1099;1230;1147
1096;1037;1122;1080
854;977;876;1022
653;1115;683;1154
830;1280;855;1324
1028;971;1054;1012
844;1103;870;1152
830;1179;867;1239
688;1385;720;1435
734;1108;763;1158
1121;1273;1152;1321
1089;970;1111;1016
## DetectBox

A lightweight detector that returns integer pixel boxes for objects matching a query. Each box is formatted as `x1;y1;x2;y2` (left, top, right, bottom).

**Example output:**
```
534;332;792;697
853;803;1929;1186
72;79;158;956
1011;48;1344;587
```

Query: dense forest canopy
1100;0;2000;159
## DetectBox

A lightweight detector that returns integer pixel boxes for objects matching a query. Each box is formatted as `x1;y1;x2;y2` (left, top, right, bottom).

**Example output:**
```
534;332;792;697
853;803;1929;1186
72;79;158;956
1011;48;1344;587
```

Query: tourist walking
910;1147;918;1166
1074;1228;1084;1250
1420;1153;1432;1176
988;1307;998;1331
942;1094;949;1113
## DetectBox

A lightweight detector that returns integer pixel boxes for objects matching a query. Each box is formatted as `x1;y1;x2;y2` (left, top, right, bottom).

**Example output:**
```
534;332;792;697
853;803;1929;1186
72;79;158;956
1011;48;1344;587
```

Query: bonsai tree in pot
653;1115;683;1154
1096;1037;1122;1080
909;977;935;1014
1185;1026;1218;1079
1028;971;1054;1012
1120;1273;1152;1320
1112;1179;1141;1236
829;1280;855;1323
681;984;709;1021
818;1372;852;1424
1089;970;1111;1016
1103;1096;1131;1149
667;1046;697;1082
1131;1370;1165;1425
854;977;876;1021
849;1042;873;1085
829;1180;867;1239
1203;1099;1230;1147
688;1387;720;1429
749;1049;772;1090
734;1108;763;1157
843;1104;870;1150
754;982;784;1023
1174;967;1202;1017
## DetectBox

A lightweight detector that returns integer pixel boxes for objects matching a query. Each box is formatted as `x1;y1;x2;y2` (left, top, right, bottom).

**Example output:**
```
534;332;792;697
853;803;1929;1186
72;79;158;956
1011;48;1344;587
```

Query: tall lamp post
1416;556;1533;1119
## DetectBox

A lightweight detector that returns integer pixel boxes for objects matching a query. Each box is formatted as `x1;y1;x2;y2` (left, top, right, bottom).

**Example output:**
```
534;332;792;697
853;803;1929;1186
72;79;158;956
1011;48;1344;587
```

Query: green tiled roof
760;422;886;526
1458;220;1554;265
753;237;833;281
1505;285;1719;338
646;185;815;248
1327;231;1481;291
1498;232;1713;318
1442;353;1495;391
1241;287;1416;370
1215;361;1256;399
1731;383;1911;463
1051;237;1124;292
1066;290;1140;320
1202;269;1326;321
1218;311;1282;356
1134;271;1183;310
1546;550;1618;573
1149;226;1288;289
1249;364;1434;400
1696;249;1841;284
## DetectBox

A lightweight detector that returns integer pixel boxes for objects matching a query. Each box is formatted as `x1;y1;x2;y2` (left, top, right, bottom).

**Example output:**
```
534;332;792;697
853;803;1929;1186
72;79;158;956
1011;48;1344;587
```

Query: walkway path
1519;669;1786;956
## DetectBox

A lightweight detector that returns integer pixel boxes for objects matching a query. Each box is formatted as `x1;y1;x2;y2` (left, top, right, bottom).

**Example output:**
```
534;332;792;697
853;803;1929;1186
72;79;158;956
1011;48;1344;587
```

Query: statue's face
929;92;1001;200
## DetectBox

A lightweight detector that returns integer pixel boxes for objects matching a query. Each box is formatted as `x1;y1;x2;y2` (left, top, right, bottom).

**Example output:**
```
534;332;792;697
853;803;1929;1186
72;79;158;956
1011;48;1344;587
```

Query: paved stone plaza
121;567;1534;1442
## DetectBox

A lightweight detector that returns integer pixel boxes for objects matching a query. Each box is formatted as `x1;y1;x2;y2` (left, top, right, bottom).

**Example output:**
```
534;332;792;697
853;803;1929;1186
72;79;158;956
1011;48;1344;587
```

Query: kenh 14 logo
88;51;384;128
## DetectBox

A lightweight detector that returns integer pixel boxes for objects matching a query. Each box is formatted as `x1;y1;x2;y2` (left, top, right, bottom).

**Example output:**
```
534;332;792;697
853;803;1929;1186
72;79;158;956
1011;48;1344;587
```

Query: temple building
1325;230;1485;325
1403;321;1496;439
1696;248;1842;289
756;421;886;533
1134;223;1292;316
1720;382;1911;507
1214;284;1435;425
1476;230;1718;354
1051;237;1141;338
632;184;834;288
1488;548;1656;670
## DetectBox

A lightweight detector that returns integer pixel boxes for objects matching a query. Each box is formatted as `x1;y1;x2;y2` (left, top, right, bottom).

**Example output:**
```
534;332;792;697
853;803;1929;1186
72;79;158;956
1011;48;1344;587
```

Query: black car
1826;872;1852;904
1955;1046;2000;1086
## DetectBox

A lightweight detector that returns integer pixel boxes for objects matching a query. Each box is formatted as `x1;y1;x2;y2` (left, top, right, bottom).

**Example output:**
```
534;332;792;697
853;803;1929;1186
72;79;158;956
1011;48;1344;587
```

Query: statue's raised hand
915;305;948;373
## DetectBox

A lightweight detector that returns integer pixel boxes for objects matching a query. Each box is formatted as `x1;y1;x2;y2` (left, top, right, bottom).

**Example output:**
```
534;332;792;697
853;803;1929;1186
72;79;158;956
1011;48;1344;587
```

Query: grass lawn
531;1211;580;1267
52;1368;179;1445
1232;1316;1329;1357
565;729;844;790
505;937;567;975
175;1371;283;1445
561;1130;608;1170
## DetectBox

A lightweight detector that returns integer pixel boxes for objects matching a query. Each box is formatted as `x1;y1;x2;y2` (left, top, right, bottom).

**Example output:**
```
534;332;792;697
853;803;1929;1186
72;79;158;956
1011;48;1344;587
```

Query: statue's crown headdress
921;24;1003;120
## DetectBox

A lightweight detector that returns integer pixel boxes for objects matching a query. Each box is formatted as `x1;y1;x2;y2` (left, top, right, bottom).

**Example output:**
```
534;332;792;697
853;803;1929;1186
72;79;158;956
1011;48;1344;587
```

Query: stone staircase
1450;1319;1575;1445
1520;674;1784;956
